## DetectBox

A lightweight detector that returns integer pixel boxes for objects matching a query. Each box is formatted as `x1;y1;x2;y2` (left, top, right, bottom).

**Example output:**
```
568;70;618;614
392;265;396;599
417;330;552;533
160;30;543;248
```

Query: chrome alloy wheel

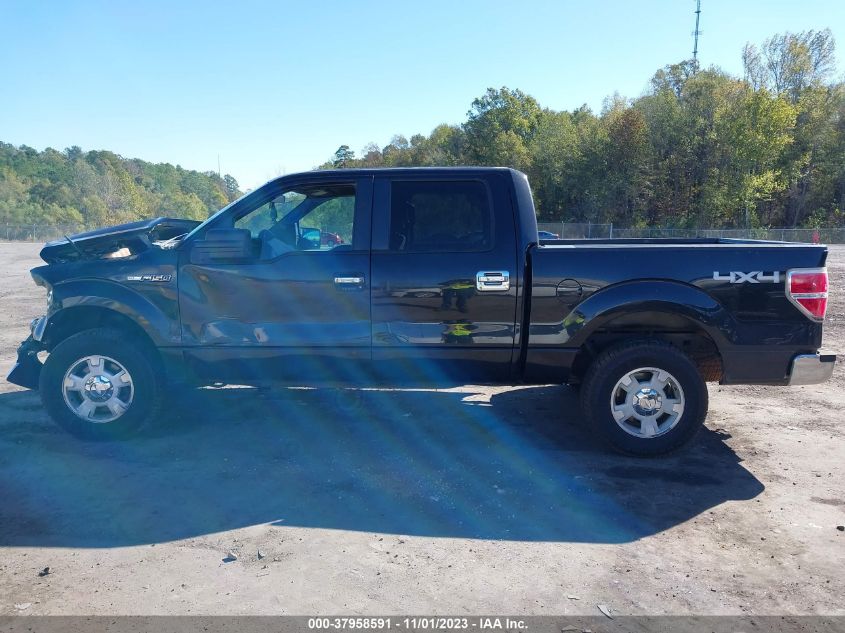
610;366;685;439
62;355;134;423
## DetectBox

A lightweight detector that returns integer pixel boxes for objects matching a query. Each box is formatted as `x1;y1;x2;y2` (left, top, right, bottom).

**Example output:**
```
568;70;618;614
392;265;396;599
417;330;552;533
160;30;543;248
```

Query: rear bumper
787;351;837;386
6;336;44;390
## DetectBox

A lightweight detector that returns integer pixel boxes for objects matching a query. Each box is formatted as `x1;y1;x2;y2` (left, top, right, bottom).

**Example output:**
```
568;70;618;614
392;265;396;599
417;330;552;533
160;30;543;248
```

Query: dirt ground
0;241;843;616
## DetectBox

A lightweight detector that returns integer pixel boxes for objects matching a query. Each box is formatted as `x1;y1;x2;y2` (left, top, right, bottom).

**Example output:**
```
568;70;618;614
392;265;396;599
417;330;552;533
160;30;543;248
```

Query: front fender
555;280;736;349
45;278;180;346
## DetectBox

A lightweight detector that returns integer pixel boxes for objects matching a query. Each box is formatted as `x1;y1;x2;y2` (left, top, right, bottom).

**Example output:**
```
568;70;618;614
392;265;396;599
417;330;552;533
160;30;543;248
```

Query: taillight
786;268;828;321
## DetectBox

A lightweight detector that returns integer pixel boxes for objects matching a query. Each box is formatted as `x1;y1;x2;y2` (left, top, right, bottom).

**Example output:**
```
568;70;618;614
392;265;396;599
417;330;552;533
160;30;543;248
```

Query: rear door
369;173;519;382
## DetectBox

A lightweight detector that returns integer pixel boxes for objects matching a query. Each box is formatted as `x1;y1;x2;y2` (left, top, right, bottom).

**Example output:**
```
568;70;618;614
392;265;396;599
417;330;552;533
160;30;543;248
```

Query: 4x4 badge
713;271;780;283
127;274;172;282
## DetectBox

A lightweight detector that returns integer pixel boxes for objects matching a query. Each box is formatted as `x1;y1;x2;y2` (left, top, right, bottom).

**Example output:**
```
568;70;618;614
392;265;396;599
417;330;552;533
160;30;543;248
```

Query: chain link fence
2;222;845;244
610;227;845;243
0;223;354;244
537;223;845;243
537;222;614;239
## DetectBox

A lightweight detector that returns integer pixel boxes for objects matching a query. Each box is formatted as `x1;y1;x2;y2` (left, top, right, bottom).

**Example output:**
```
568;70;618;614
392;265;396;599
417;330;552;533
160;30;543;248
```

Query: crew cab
7;168;836;455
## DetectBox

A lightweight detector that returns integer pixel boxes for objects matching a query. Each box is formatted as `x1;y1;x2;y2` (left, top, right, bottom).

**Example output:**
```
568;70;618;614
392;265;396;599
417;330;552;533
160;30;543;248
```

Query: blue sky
2;0;843;190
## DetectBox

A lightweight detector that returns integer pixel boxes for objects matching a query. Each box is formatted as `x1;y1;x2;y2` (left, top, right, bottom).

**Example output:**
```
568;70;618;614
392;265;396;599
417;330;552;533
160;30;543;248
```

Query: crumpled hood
39;217;201;264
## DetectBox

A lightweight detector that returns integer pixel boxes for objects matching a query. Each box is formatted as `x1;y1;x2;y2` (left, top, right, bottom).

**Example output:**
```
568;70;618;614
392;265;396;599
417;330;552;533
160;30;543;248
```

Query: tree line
0;143;241;229
1;29;842;231
324;29;845;229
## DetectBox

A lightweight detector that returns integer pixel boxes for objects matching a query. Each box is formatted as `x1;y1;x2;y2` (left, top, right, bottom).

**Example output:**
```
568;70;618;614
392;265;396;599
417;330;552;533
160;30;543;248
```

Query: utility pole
692;0;702;66
217;154;221;178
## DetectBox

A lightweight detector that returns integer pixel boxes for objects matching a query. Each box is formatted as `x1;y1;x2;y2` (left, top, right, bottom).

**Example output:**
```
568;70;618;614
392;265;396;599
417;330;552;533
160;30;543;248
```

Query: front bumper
787;351;837;386
6;336;45;390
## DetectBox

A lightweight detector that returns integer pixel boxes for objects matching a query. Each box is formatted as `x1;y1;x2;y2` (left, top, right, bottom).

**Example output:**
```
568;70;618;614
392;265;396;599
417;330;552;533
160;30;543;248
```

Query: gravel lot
0;241;843;616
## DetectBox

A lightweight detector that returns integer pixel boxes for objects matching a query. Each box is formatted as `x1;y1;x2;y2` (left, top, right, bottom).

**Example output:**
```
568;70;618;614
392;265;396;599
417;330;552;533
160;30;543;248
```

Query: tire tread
39;328;162;440
580;338;708;456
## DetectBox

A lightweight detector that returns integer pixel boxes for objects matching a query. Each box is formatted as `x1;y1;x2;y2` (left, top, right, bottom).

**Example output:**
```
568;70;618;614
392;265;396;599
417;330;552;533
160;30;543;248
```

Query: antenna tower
692;0;702;65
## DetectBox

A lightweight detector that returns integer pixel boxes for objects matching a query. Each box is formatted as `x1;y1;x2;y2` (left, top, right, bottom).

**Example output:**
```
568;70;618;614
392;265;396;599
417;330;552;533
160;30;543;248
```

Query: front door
178;176;372;382
369;174;518;383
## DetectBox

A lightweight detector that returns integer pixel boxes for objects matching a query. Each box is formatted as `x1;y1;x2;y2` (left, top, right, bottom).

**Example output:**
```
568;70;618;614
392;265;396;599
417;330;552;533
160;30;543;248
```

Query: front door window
233;183;355;260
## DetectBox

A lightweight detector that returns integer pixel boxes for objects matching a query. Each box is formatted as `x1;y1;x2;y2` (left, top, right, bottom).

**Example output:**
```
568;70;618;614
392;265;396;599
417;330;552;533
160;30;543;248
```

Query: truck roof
270;166;524;182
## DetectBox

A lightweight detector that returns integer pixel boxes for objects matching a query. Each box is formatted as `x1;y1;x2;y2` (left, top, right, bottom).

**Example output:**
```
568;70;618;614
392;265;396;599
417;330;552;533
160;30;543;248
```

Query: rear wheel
580;340;708;456
39;329;162;440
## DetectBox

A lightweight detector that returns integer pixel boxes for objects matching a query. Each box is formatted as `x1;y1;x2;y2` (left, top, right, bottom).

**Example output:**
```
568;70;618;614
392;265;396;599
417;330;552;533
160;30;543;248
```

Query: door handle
476;270;510;292
334;274;365;289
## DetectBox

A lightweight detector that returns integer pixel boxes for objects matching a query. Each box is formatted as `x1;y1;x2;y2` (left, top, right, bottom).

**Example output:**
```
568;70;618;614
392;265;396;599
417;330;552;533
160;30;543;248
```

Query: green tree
463;87;541;169
0;143;240;228
332;145;356;168
743;29;836;102
223;174;240;201
714;87;797;226
527;110;579;220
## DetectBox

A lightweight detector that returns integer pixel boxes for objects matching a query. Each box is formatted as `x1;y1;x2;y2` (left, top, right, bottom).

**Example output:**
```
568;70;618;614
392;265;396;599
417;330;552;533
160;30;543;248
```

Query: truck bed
525;238;828;385
538;237;817;247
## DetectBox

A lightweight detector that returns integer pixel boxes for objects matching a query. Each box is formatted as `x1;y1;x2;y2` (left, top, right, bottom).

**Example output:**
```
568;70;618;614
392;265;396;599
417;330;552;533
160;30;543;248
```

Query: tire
39;328;162;440
580;339;708;456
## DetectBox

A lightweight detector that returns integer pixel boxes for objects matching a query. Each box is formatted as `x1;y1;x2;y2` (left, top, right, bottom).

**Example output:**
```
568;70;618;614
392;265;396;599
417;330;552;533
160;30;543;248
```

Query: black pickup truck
7;167;836;455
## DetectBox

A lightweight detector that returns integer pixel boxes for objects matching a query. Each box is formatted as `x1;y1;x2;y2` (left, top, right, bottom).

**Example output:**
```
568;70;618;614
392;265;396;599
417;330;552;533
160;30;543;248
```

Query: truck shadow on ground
0;384;763;547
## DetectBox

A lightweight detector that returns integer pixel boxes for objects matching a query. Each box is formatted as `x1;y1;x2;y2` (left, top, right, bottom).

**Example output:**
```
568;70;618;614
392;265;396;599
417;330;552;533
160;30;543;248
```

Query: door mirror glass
299;227;321;250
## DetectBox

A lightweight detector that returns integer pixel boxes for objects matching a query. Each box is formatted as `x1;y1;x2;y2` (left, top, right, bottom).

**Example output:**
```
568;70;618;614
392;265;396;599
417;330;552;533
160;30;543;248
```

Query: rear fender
560;280;735;350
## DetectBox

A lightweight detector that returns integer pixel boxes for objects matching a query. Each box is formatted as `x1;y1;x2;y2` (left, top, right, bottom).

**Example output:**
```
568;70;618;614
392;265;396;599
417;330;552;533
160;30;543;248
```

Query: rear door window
389;181;492;252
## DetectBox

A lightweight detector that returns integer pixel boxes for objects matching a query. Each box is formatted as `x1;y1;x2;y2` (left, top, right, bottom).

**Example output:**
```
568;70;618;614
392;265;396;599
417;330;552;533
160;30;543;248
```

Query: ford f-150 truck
6;167;836;455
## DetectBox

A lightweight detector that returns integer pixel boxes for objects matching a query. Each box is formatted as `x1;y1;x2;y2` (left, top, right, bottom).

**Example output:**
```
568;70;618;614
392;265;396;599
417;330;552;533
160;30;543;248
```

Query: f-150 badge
713;271;780;283
127;274;172;282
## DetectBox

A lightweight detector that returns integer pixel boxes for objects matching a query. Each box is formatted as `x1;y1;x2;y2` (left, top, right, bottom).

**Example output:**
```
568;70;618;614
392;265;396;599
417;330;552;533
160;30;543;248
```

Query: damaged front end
7;217;199;390
39;217;201;264
7;323;47;390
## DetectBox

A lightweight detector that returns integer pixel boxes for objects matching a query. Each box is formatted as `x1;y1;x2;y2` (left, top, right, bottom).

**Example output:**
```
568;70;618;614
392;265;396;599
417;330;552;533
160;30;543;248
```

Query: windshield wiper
154;233;188;249
64;234;85;257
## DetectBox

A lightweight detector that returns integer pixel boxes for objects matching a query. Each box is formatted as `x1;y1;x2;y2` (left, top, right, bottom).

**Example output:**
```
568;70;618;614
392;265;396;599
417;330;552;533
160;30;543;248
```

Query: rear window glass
389;181;492;252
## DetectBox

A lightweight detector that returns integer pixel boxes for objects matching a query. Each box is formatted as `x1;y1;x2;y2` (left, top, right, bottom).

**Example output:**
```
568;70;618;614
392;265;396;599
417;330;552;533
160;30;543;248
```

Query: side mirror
190;228;253;264
299;227;321;250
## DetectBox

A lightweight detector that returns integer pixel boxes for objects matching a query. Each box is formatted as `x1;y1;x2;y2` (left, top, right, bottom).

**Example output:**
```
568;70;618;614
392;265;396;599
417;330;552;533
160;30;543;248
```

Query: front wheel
580;340;708;456
39;329;162;440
